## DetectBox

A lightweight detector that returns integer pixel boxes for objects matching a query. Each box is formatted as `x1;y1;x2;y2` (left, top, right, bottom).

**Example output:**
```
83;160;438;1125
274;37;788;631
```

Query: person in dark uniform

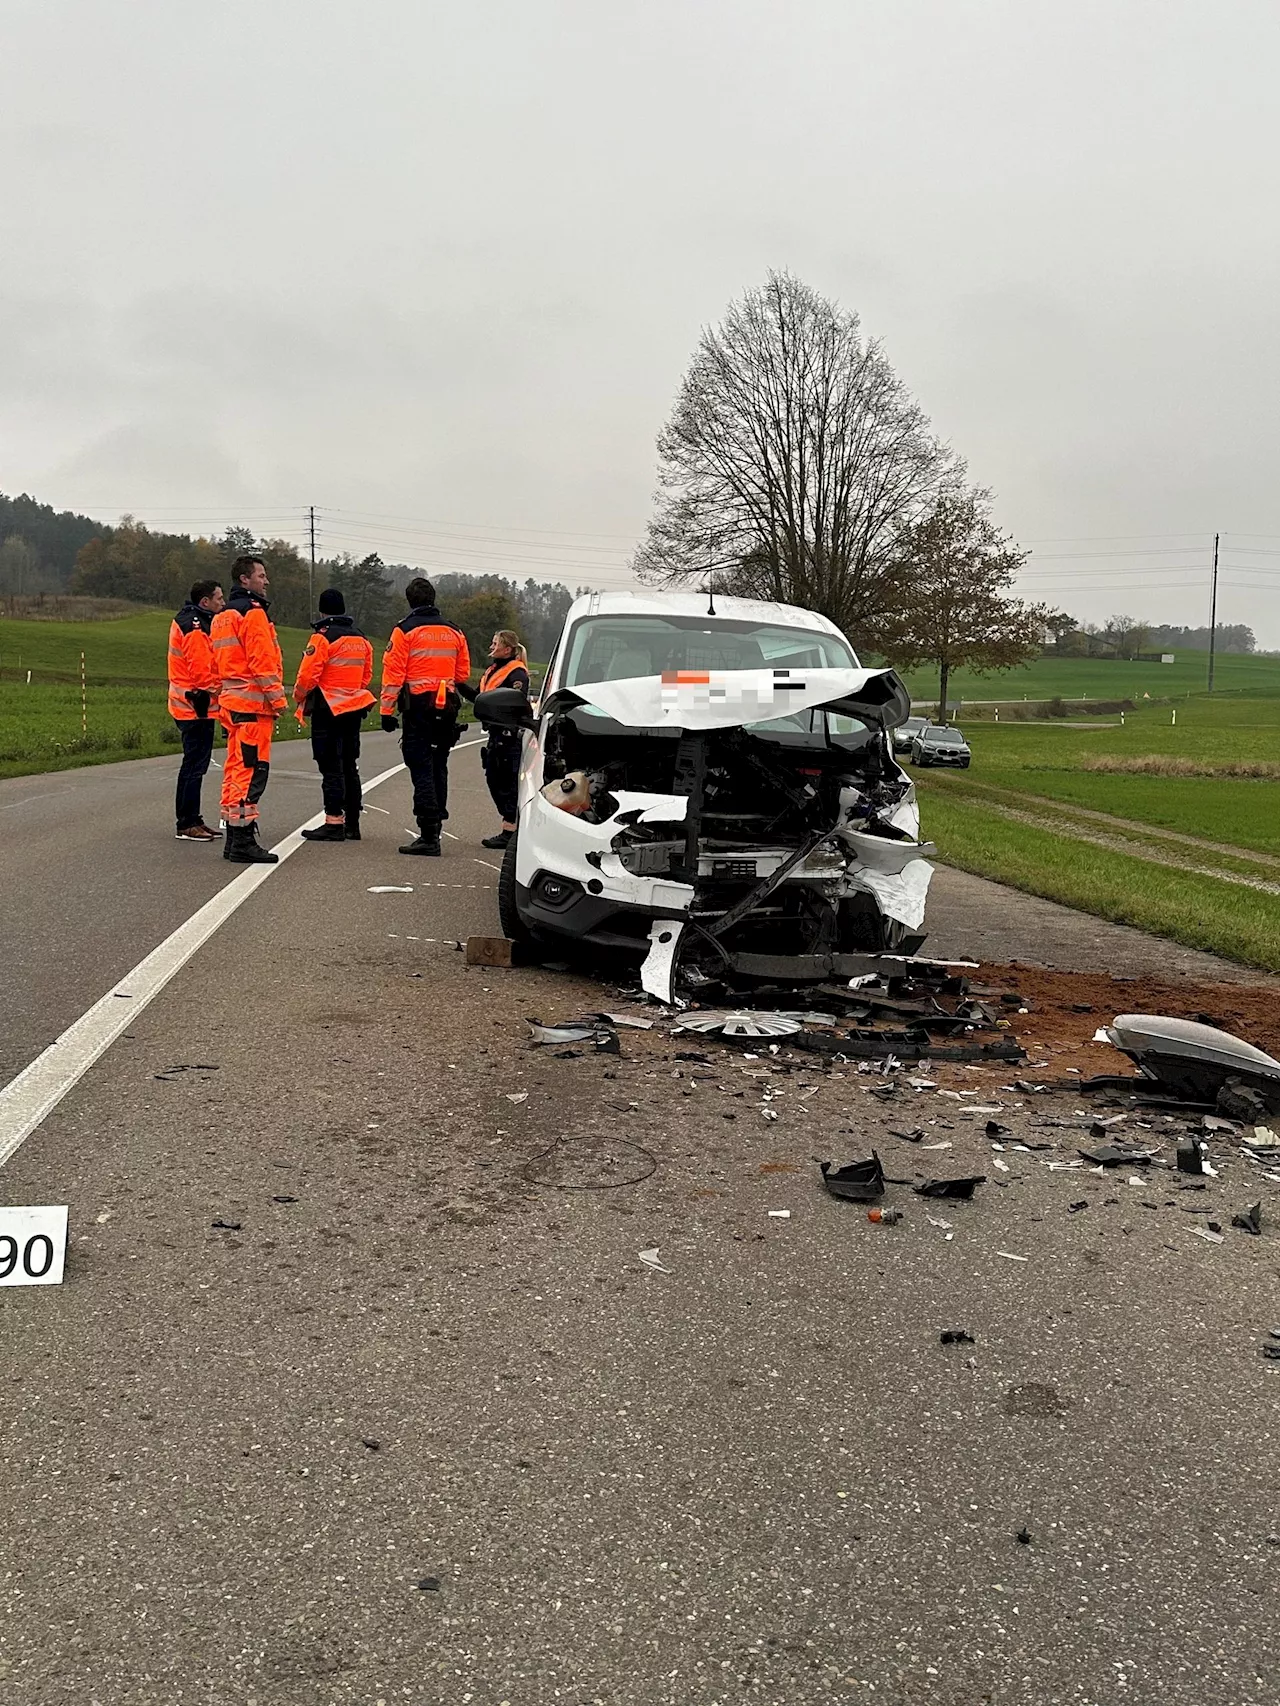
379;578;471;856
466;628;529;851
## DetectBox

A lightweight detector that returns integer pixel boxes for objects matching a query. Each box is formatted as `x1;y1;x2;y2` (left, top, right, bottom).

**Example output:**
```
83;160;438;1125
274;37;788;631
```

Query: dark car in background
891;714;930;754
910;724;971;768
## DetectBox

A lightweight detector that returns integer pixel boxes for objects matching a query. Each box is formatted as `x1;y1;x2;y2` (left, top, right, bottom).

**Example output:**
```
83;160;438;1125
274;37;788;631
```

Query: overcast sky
2;0;1278;636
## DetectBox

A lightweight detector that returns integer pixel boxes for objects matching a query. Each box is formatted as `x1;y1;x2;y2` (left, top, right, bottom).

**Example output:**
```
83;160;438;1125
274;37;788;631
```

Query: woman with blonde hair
474;629;529;850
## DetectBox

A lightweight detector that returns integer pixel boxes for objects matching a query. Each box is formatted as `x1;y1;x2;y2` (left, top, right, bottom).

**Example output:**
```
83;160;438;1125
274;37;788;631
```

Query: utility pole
305;504;315;614
1206;530;1220;693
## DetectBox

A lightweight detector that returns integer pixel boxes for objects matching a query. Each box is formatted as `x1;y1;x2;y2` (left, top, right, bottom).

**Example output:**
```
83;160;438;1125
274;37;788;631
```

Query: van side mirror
474;686;537;732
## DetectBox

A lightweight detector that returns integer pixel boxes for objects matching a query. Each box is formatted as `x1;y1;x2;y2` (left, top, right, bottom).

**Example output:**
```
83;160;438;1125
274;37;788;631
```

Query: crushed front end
512;667;935;993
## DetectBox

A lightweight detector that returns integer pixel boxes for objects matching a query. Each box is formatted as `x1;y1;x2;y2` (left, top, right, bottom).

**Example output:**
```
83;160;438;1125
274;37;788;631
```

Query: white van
475;591;934;998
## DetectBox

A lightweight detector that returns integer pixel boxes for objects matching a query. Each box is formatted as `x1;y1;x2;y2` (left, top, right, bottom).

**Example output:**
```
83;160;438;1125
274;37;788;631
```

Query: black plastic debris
1232;1202;1263;1236
916;1175;986;1201
416;1576;441;1592
1218;1078;1275;1122
673;1051;713;1063
272;1194;299;1204
985;1120;1011;1137
1176;1139;1206;1176
819;1153;885;1202
1078;1144;1154;1168
361;1438;381;1451
1016;1526;1033;1546
1068;1200;1089;1214
211;1219;241;1231
939;1329;975;1345
594;1029;621;1056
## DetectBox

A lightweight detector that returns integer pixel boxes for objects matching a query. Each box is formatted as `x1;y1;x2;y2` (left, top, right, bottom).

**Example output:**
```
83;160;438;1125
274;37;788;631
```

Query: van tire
498;828;535;945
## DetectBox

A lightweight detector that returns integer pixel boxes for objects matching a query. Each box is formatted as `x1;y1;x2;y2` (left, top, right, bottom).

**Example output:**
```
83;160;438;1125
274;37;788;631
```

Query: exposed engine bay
535;696;934;974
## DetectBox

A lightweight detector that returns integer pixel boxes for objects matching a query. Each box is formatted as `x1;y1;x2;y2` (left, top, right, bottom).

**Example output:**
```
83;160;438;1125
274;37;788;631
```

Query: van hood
543;666;911;732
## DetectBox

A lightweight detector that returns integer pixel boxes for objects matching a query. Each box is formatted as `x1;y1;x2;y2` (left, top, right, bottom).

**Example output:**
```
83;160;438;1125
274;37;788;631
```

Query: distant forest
0;489;578;660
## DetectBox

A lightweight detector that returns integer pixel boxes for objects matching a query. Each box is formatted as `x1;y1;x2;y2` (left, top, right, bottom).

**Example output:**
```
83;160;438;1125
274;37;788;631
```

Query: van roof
565;588;850;641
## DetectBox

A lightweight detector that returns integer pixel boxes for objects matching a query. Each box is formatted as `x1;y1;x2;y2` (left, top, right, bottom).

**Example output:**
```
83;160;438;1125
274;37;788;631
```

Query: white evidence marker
0;1205;68;1286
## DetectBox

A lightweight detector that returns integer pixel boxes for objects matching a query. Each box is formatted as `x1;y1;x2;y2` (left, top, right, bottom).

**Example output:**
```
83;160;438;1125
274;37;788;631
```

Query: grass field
0;610;317;778
897;649;1280;704
913;692;1280;970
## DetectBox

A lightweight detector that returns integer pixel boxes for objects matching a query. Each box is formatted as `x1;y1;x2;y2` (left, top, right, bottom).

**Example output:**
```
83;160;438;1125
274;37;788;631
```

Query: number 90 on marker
0;1206;68;1287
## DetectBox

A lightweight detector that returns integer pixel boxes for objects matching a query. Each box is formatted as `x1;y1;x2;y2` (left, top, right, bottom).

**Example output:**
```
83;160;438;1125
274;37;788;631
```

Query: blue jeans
175;718;215;829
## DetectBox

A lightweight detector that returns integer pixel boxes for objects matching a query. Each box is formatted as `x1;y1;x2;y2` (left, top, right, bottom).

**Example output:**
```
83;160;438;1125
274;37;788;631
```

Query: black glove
381;714;399;733
185;689;211;719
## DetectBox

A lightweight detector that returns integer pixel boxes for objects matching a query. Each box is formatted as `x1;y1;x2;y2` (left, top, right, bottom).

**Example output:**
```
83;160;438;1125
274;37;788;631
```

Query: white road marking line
0;760;406;1169
474;858;501;872
442;832;459;841
364;804;390;815
0;791;67;812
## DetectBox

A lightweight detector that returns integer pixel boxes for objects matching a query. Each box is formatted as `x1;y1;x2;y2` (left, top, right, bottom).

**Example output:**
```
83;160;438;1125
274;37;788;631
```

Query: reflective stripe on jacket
293;617;375;723
380;606;471;714
211;588;286;717
167;602;220;721
478;658;530;695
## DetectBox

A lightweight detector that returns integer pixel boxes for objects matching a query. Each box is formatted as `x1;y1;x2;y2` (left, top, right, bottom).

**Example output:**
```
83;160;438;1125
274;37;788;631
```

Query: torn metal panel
641;919;686;1004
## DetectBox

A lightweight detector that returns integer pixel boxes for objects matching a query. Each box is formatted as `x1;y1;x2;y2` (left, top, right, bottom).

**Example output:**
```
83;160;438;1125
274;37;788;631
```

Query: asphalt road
1;745;1277;1705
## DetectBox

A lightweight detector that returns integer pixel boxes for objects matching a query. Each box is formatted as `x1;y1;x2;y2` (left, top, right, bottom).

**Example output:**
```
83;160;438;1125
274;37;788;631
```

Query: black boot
301;822;347;842
226;824;279;865
344;815;361;840
399;826;441;855
481;829;513;850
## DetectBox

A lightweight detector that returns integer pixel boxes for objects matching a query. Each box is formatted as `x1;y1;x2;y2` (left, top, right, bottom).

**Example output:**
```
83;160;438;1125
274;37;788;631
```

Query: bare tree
633;272;958;645
879;492;1060;722
1102;614;1150;660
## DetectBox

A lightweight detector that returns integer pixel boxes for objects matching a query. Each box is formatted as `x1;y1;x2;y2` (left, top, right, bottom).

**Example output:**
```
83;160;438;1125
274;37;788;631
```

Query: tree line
1048;615;1256;657
0;495;578;662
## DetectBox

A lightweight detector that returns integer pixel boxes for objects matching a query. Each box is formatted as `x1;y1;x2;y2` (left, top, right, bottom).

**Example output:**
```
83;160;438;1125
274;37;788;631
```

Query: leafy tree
0;534;52;596
0;493;106;586
439;588;520;671
633;271;956;647
325;552;395;635
879;492;1059;722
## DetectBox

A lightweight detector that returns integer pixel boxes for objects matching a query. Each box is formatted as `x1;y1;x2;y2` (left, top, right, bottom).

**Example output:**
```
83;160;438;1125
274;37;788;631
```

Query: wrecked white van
475;591;934;997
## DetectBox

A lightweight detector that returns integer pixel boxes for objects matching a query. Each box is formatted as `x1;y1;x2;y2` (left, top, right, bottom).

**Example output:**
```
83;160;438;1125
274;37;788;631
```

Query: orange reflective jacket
293;617;375;723
479;657;530;695
381;607;470;714
211;588;287;718
167;601;220;720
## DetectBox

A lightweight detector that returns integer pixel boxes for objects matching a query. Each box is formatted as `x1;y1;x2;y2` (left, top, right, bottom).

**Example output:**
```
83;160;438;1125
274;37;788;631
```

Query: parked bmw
910;724;971;768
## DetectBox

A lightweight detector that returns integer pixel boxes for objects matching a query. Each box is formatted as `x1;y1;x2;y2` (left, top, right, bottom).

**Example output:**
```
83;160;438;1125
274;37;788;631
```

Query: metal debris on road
675;1011;804;1038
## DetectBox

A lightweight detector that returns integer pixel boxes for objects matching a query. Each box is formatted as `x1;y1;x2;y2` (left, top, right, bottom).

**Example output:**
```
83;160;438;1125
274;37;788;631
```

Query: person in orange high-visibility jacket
379;576;470;855
293;587;375;843
167;576;225;841
210;554;288;865
458;628;529;852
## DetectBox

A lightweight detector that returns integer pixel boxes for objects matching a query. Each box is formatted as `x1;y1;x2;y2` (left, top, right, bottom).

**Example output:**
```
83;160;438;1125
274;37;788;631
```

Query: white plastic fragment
925;1213;953;1230
993;1158;1010;1172
921;1141;953;1150
639;1247;671;1272
996;1251;1029;1262
1191;1226;1224;1245
768;1209;791;1219
504;1091;528;1104
367;885;414;894
1092;1028;1111;1042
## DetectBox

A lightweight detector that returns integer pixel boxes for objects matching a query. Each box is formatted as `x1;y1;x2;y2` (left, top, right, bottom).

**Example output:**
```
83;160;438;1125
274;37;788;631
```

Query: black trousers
310;700;366;819
401;702;460;830
481;732;520;823
175;717;215;829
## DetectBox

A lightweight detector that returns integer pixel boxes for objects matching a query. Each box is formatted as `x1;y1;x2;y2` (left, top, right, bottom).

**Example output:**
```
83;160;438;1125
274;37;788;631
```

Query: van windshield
563;614;858;686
